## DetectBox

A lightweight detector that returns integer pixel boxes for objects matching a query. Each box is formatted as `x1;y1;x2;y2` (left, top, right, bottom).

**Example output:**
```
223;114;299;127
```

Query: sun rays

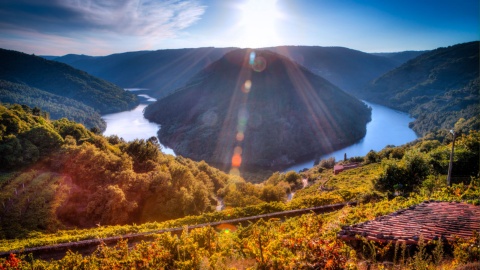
236;0;283;48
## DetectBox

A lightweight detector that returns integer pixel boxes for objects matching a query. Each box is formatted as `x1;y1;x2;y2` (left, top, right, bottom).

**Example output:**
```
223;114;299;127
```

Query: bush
318;157;336;169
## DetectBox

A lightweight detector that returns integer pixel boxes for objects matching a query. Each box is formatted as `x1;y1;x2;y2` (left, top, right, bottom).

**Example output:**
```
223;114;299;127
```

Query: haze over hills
0;48;138;130
53;47;234;98
371;50;428;66
267;46;425;96
361;41;479;135
51;46;424;99
144;49;371;170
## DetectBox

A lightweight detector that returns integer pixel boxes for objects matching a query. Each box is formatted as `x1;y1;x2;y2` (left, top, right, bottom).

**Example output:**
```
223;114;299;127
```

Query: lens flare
242;79;252;93
249;51;256;65
234;146;243;155
252;56;267;72
236;132;244;141
232;153;242;167
229;167;240;175
216;223;237;233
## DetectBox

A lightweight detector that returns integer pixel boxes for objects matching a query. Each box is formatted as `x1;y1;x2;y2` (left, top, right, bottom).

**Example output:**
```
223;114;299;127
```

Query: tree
375;150;430;194
125;138;161;172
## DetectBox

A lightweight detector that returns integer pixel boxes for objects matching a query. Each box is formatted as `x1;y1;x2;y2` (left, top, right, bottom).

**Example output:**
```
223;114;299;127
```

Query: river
102;95;417;170
102;91;175;155
284;101;418;172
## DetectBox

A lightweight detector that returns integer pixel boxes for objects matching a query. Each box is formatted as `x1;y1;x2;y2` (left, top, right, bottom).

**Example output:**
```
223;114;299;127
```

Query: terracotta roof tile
338;201;480;244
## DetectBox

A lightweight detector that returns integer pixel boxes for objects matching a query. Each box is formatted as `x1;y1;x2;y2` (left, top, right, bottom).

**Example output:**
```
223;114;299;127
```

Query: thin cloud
0;0;206;35
0;0;206;53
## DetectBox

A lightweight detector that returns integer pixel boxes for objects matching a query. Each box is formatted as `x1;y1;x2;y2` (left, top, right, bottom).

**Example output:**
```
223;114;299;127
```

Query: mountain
362;41;479;135
53;47;235;98
371;50;428;65
144;49;371;170
52;46;419;100
266;46;406;96
0;48;139;130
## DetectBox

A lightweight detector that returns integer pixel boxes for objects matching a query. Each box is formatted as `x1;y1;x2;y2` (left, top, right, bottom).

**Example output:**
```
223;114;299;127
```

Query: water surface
285;101;418;172
102;93;175;155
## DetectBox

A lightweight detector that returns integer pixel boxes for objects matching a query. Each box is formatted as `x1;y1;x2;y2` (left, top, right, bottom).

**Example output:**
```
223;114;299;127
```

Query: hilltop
0;48;138;130
361;41;479;135
144;49;371;170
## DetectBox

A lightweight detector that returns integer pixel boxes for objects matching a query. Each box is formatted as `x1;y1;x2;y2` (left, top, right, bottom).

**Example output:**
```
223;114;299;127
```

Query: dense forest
0;48;138;130
145;49;372;171
362;41;479;135
1;103;479;269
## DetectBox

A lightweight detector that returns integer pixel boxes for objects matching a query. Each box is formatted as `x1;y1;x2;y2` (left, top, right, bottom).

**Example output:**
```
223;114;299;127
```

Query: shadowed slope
145;49;371;170
267;46;408;96
54;47;234;98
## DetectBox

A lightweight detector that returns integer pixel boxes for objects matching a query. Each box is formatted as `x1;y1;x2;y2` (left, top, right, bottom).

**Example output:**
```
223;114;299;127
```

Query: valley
0;40;478;269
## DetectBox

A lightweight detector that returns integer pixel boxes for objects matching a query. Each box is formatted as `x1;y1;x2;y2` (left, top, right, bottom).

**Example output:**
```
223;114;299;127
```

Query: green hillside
362;41;479;135
0;48;138;116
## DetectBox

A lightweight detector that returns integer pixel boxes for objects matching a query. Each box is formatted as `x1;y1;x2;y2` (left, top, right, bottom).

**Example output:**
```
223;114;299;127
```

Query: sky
0;0;478;56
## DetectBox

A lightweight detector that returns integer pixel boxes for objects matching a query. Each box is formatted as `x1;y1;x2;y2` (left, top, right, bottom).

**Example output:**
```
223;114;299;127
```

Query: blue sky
0;0;478;55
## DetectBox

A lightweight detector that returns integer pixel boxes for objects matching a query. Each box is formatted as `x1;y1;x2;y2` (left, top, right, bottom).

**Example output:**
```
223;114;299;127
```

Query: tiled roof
338;201;480;244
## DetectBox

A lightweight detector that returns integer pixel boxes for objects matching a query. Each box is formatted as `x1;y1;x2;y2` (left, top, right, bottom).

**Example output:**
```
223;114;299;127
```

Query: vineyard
1;105;479;269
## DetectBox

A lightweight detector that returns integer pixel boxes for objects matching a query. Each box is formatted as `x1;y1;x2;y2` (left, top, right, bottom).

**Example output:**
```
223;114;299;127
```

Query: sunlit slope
0;104;238;237
145;49;371;170
362;41;479;135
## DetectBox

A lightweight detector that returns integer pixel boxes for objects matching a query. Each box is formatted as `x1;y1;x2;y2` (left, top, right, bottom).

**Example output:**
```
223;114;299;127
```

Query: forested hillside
0;48;138;126
53;47;234;98
145;49;371;171
0;104;290;238
362;41;479;135
0;80;105;130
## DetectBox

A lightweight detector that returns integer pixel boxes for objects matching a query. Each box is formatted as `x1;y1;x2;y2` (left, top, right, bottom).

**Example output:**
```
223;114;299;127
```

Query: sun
237;0;283;48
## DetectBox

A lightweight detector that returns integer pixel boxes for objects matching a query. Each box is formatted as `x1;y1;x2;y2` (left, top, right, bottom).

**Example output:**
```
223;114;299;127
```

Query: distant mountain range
144;49;371;170
50;46;424;99
371;51;428;66
267;46;425;96
0;48;138;130
52;48;234;98
362;41;479;135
